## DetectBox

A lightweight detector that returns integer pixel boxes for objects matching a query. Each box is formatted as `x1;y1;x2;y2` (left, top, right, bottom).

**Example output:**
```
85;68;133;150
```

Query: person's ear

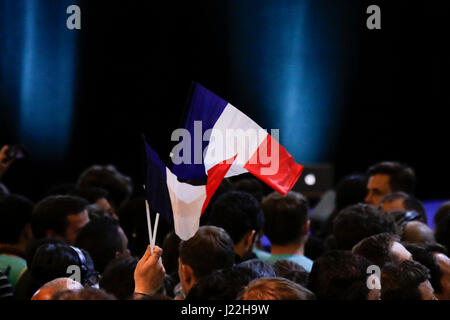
244;230;256;249
302;220;310;236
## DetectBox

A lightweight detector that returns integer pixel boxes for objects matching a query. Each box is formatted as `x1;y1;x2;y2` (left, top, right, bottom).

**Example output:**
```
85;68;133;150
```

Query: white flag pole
143;185;153;254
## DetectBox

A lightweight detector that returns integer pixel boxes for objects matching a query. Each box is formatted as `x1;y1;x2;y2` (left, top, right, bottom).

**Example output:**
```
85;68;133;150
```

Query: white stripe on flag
165;168;207;240
204;103;269;178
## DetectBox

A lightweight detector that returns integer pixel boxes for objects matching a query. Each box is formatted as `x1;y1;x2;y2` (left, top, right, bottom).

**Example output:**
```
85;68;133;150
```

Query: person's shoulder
252;248;271;261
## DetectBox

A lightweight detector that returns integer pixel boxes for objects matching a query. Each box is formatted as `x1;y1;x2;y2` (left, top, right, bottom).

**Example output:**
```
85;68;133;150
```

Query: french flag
144;139;236;240
172;82;303;195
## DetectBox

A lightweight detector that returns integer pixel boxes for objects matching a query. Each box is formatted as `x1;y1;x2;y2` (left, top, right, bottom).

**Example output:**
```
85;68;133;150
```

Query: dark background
1;0;449;203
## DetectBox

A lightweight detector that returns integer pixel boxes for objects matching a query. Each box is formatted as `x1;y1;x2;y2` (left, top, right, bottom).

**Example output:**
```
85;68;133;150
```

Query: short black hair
381;260;431;300
380;192;427;223
179;226;235;279
261;191;309;246
70;187;109;204
232;178;265;203
352;233;400;268
31;195;88;240
76;165;133;209
333;203;398;250
208;191;264;245
29;242;98;297
273;260;309;288
335;174;368;212
435;206;450;252
367;161;416;195
404;242;447;294
99;256;138;300
307;250;372;300
0;194;34;244
75;215;124;274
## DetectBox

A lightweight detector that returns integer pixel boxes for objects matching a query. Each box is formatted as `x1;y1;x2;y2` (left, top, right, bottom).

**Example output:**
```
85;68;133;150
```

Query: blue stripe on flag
172;82;228;181
144;140;174;225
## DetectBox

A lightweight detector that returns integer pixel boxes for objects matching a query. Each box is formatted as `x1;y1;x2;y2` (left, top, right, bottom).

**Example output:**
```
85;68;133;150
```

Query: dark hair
51;287;116;300
404;243;447;294
273;260;309;288
234;259;276;278
76;165;133;209
335;174;368;212
0;194;34;244
31;195;88;240
367;162;416;195
29;243;98;297
352;233;400;268
333;203;398;250
232;178;265;202
0;182;10;201
381;260;431;300
208;191;264;245
179;226;235;279
162;231;182;276
434;201;450;229
186;265;267;300
75;215;124;274
307;250;372;300
261;191;309;246
99;256;138;300
238;277;315;300
70;187;109;204
435;204;450;252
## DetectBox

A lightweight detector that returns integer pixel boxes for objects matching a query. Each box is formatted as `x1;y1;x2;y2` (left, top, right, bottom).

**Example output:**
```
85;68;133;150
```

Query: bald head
402;221;435;244
31;278;83;300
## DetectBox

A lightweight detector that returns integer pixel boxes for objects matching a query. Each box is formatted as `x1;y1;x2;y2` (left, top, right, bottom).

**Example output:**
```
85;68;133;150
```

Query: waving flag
172;82;303;195
144;139;236;240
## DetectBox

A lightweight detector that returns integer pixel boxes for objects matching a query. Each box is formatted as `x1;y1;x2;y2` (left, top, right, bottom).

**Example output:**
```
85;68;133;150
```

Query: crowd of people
1;144;450;300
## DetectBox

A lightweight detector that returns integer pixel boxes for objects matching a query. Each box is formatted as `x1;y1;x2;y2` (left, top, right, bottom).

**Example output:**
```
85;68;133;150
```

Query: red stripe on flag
244;134;303;195
201;155;237;214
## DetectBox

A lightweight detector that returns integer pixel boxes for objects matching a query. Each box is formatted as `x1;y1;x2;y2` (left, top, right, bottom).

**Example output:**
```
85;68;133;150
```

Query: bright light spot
304;173;316;186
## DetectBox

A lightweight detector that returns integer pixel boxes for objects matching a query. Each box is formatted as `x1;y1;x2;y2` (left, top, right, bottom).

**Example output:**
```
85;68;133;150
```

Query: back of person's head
70;187;108;205
232;178;265;203
367;162;416;195
307;250;372;300
435;206;450;252
179;226;235;280
29;242;98;296
352;233;403;268
0;182;10;201
31;277;83;300
51;287;116;300
99;256;138;300
434;201;450;230
76;165;133;209
404;242;447;297
75;214;126;274
273;259;309;288
162;231;182;276
333;203;397;250
31;195;88;240
0;194;34;244
335;174;368;212
402;221;435;244
208;191;264;245
261;191;309;246
186;265;266;300
234;259;276;278
381;260;434;300
238;277;315;300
